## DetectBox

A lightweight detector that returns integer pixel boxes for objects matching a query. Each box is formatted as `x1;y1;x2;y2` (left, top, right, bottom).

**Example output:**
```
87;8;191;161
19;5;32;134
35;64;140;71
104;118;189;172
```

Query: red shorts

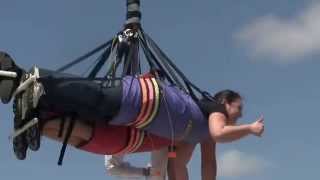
78;123;171;155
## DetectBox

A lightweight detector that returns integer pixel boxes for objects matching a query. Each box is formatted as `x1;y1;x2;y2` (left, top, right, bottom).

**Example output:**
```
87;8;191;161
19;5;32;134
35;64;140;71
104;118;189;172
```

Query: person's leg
167;142;196;180
0;51;122;122
37;74;122;122
0;52;123;159
42;118;93;147
201;140;217;180
0;52;34;159
147;148;169;180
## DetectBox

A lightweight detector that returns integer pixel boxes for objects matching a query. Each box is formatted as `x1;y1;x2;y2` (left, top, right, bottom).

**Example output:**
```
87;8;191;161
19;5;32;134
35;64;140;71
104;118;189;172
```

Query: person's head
214;90;243;124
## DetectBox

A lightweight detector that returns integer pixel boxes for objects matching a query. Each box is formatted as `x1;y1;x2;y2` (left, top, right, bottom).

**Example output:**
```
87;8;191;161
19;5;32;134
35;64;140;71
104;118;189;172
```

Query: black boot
0;52;42;158
23;67;42;151
0;52;25;104
12;66;43;154
0;52;28;160
12;93;28;160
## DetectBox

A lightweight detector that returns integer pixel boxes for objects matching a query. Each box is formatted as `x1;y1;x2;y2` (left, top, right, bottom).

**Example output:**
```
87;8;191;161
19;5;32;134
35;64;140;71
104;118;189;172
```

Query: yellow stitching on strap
129;78;148;126
113;128;136;155
135;78;154;127
130;131;145;153
137;78;160;128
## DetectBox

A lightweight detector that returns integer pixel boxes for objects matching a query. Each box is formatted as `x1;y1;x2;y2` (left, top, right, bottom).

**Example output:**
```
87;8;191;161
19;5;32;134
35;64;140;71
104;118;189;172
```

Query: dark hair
214;90;241;104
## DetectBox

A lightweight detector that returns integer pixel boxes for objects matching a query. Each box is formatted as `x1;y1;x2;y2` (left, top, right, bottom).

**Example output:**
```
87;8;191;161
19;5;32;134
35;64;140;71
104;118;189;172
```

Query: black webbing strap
144;33;201;101
126;0;141;26
58;117;66;138
57;116;76;166
103;41;120;79
139;30;183;88
127;11;141;19
138;31;175;85
127;0;140;5
122;40;140;76
56;40;112;73
88;45;112;79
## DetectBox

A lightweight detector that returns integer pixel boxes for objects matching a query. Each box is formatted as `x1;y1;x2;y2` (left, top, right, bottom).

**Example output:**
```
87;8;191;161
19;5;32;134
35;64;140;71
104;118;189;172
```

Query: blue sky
0;0;319;179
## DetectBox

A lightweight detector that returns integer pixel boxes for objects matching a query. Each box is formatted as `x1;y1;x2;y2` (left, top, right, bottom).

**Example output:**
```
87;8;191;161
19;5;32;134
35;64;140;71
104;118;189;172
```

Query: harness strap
58;117;66;138
128;76;160;129
57;116;76;166
126;129;144;153
128;77;149;126
136;78;160;128
113;128;135;155
113;128;145;155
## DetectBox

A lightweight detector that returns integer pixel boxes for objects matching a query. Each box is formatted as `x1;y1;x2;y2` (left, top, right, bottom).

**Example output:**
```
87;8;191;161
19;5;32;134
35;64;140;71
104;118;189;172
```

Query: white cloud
235;2;320;62
218;149;272;177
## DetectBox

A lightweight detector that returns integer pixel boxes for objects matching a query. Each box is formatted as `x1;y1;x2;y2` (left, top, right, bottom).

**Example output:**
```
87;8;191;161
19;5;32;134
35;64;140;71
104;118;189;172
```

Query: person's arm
209;113;264;143
201;140;216;180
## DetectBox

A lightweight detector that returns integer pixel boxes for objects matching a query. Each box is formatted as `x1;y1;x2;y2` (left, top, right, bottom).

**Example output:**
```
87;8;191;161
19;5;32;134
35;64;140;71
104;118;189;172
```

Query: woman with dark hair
0;52;264;179
168;90;264;180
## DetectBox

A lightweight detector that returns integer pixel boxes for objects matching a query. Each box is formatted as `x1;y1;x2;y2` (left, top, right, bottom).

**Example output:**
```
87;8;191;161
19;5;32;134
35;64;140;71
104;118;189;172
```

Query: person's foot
12;93;28;160
0;52;25;104
13;66;43;153
0;52;43;158
0;52;28;159
24;67;43;151
12;66;43;159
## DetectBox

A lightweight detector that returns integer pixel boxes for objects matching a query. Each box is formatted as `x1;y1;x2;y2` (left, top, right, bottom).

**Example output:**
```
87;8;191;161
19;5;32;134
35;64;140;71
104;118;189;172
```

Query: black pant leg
36;68;122;122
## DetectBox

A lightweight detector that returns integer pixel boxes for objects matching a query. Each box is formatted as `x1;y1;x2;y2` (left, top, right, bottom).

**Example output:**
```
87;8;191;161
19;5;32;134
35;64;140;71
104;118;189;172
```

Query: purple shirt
111;76;209;143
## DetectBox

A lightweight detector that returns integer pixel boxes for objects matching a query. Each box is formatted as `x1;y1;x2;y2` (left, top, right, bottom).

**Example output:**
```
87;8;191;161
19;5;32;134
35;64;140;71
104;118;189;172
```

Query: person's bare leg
201;140;217;180
147;148;169;180
42;119;93;147
167;142;196;180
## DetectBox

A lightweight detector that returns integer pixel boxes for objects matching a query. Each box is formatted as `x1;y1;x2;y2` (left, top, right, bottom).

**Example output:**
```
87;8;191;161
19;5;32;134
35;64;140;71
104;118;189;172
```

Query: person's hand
249;116;264;137
144;166;162;177
149;167;161;177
